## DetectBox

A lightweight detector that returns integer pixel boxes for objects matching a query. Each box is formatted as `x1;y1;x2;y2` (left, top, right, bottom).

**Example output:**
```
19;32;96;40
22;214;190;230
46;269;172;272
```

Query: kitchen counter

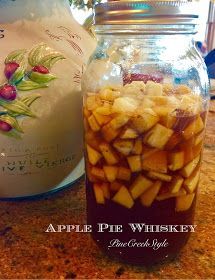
0;103;215;280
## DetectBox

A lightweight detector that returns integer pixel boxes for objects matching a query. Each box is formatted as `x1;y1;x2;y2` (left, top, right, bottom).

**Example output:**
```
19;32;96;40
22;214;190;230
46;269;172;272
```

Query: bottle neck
0;0;71;23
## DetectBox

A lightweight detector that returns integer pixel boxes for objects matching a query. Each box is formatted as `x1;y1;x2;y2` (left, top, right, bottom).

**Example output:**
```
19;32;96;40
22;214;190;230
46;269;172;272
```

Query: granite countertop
0;103;215;280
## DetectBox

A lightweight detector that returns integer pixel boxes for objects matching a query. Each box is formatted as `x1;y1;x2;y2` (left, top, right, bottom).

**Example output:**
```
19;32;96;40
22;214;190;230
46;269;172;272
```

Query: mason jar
82;0;210;264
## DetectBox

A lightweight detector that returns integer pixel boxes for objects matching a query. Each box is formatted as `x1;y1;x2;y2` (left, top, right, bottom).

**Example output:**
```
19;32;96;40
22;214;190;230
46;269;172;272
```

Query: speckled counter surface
0;104;215;280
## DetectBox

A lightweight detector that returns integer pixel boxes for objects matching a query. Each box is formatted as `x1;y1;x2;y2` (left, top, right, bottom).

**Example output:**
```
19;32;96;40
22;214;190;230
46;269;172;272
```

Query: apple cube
132;138;143;155
86;163;98;183
127;155;142;172
169;176;184;194
168;151;184;171
88;115;100;132
91;167;106;182
131;108;159;133
101;123;120;142
100;87;120;101
181;155;200;178
112;186;134;209
117;167;131;181
93;111;111;126
175;84;192;95
86;95;102;111
110;181;123;192
112;97;139;114
194;131;205;146
159;114;176;129
83;107;91;118
95;103;112;115
144;124;173;149
165;133;182;150
145;81;163;96
142;146;158;159
110;114;130;130
120;128;138;139
140;181;162;207
99;142;119;165
175;193;195;212
129;175;153;199
148;171;172;182
103;166;118;182
113;139;133;156
93;184;105;204
183;115;204;140
142;150;167;173
184;168;200;193
86;144;102;165
156;188;187;201
85;130;101;150
100;183;111;199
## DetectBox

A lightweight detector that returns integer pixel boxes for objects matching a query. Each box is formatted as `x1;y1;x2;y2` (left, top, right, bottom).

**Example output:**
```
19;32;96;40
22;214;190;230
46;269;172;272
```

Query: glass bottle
0;0;95;198
82;1;210;264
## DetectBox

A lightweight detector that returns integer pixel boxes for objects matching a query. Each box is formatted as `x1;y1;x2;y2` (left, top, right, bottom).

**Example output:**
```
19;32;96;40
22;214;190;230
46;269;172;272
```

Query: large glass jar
0;0;95;198
82;1;210;264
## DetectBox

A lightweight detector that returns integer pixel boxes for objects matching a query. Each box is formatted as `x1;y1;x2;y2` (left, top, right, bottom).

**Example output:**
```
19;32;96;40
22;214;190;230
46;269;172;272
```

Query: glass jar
82;1;210;264
0;0;95;198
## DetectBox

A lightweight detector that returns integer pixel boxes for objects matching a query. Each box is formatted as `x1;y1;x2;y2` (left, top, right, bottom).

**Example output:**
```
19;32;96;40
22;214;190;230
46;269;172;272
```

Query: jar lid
94;0;199;26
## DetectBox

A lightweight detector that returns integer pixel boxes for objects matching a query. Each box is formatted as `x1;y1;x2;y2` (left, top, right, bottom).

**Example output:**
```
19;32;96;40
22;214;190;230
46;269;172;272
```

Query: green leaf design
28;43;48;67
29;72;56;84
20;94;41;107
9;66;25;85
5;49;27;64
17;80;48;91
39;53;65;69
0;114;23;133
0;99;36;117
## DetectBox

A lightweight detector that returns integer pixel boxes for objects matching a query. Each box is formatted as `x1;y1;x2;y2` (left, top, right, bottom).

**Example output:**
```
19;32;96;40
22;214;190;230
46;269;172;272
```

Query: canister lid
94;0;199;25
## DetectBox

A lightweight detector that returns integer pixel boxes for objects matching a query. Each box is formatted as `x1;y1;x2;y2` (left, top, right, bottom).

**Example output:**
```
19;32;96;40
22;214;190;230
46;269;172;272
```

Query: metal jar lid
94;0;199;25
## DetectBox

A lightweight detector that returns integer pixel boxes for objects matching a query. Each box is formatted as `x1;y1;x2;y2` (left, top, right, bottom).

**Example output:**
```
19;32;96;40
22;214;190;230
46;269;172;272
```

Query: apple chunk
140;181;162;207
175;193;195;212
168;151;184;171
93;111;111;126
117;167;131;181
142;150;167;173
100;183;110;199
127;155;142;172
156;188;186;201
91;167;106;181
93;184;105;204
169;176;184;194
181;155;200;178
86;144;102;165
120;128;138;139
99;142;119;165
110;114;130;130
88;115;100;132
183;115;204;140
148;171;172;182
129;175;153;199
103;166;118;182
131;108;159;133
184;168;200;193
144;124;173;149
113;139;133;156
132;138;143;155
101;123;120;142
112;186;134;209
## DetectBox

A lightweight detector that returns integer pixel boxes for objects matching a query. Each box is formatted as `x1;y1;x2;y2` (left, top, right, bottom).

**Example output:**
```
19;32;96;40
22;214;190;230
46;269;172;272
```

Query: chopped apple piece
103;166;118;182
159;114;176;129
144;124;173;149
165;133;182;150
86;163;98;183
184;168;200;193
127;155;142;172
117;167;131;181
110;114;130;130
129;175;153;199
179;138;195;164
110;181;122;192
100;87;120;101
91;167;106;182
85;130;101;150
83;107;91;118
93;184;105;204
183;115;204;140
86;95;102;111
86;144;102;165
100;183;110;199
113;139;133;156
145;81;163;96
148;171;172;182
95;103;112;115
132;138;143;155
168;151;184;171
112;97;139;114
140;181;162;207
101;123;119;142
120;128;138;139
88;115;100;132
176;193;195;212
175;84;192;95
181;155;200;178
142;146;158;159
194;131;204;146
112;186;134;209
142;150;167;173
169;176;184;194
93;111;111;126
99;142;119;165
156;188;187;201
131;108;159;133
